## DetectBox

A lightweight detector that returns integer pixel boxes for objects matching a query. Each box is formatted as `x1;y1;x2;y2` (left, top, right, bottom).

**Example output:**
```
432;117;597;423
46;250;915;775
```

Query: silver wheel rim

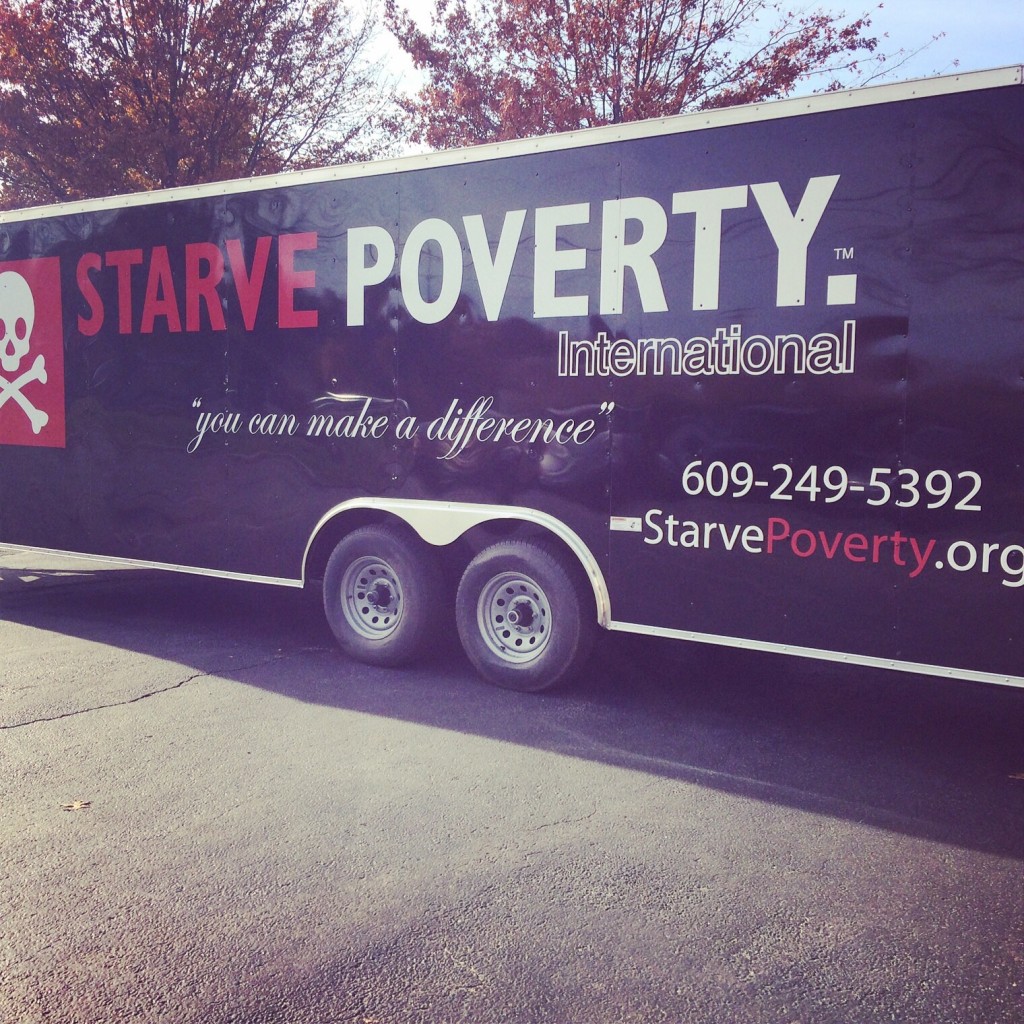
477;571;551;664
340;555;403;641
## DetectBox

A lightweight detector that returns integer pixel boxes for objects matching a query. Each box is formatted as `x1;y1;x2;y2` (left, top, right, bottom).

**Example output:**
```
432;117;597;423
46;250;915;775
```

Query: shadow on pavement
2;559;1022;860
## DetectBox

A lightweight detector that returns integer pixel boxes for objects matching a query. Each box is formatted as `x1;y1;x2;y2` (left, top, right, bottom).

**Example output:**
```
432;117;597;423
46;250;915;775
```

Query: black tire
456;539;595;692
323;525;443;667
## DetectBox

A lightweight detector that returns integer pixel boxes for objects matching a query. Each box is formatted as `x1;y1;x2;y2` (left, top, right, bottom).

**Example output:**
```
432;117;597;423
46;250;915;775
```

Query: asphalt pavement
1;547;1022;1024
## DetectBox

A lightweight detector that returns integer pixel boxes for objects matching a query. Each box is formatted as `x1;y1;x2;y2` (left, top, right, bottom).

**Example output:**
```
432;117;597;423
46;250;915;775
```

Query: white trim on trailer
0;66;1020;225
607;619;1024;689
0;543;303;588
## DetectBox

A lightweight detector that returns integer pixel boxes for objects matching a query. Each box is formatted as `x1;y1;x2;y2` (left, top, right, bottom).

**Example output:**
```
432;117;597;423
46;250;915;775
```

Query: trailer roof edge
2;64;1021;224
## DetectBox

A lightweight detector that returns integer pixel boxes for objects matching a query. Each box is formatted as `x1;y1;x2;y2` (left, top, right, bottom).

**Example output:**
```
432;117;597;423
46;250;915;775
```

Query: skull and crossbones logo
0;271;48;434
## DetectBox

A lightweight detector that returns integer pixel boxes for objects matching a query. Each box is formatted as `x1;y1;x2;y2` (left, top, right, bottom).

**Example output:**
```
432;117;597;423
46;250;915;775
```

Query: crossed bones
0;354;49;434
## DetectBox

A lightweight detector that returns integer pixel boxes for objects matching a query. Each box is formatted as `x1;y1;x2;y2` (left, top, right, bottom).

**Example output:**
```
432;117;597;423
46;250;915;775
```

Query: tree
0;0;394;209
386;0;906;149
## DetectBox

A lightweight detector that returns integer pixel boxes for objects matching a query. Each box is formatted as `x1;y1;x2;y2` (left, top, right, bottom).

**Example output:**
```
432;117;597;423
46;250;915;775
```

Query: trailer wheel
456;540;595;692
323;525;442;667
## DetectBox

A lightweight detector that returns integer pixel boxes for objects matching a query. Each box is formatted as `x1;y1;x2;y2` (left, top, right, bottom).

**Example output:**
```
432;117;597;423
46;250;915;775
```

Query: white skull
0;271;36;373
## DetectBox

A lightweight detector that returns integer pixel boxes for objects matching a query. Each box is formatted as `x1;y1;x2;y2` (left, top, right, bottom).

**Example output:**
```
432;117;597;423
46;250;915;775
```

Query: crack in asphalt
0;656;282;730
529;808;598;831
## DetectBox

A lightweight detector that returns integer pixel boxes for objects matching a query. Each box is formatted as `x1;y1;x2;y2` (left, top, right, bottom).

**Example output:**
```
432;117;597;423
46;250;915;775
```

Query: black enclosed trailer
1;67;1021;691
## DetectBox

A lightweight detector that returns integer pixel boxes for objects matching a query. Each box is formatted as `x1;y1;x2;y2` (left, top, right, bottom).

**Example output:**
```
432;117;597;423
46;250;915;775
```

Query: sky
866;0;1022;80
383;0;1023;92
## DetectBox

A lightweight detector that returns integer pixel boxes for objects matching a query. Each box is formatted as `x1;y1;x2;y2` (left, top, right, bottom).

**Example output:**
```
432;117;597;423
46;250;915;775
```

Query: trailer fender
304;498;611;628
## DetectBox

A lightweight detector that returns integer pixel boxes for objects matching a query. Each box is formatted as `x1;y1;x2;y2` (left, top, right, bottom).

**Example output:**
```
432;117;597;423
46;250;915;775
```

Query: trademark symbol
834;246;855;260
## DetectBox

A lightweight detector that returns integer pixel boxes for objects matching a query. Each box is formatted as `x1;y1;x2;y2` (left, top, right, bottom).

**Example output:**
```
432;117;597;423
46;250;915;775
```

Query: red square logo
0;258;65;447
